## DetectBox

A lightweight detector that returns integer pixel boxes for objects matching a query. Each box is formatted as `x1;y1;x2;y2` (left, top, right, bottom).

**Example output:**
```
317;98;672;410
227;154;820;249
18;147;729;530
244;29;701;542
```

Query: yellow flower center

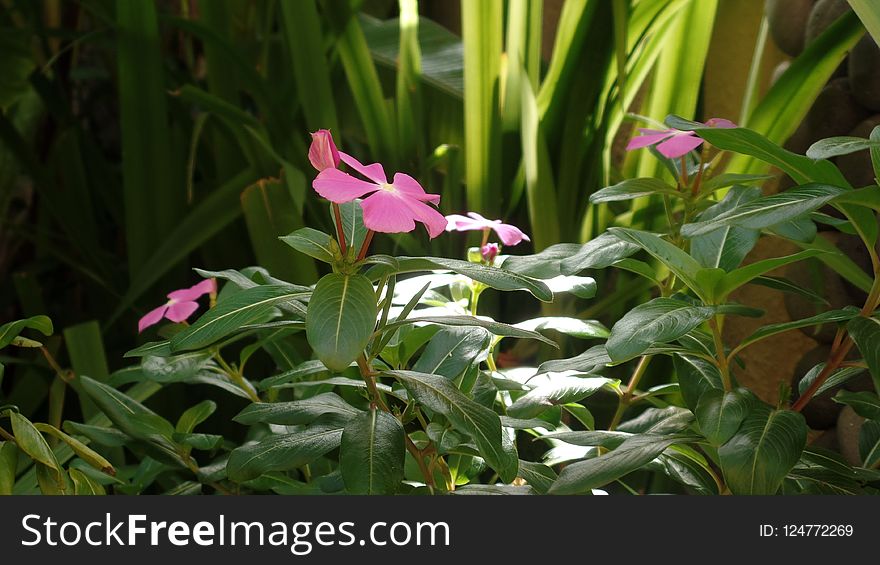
380;182;397;193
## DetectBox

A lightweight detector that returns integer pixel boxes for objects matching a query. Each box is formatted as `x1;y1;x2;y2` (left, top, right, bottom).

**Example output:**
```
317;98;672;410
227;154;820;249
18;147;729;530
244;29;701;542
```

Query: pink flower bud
481;243;500;263
308;129;341;171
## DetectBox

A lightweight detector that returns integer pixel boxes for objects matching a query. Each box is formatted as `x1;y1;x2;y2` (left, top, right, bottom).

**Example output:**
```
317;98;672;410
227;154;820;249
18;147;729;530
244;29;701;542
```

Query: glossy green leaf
387;370;517;482
549;434;682;495
176;400;217;435
607;228;705;299
412;327;490;379
517;460;556;495
382;315;557;347
606;298;715;363
227;424;344;482
508;376;612;419
340;408;405;494
681;184;846;238
590;178;678;203
0;441;17;494
513;317;609;340
807;136;880;160
306;274;378;372
0;315;53;349
734;307;860;352
859;420;880;468
369;256;552;301
833;390;880;420
690;186;761;271
172;285;307;352
673;354;724;411
69;468;106;495
695;389;751;446
234;393;361;426
717;249;825;298
536;344;611;375
79;376;175;445
718;406;807;495
33;423;114;476
847;316;880;392
279;228;339;264
10;412;60;473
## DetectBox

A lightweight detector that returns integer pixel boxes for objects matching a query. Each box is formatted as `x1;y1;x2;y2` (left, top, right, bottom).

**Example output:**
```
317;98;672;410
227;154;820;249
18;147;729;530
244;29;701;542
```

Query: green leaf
517;460;557;494
673;354;724;411
226;424;344;482
700;173;774;192
606;297;715;363
690;186;761;271
233;393;361;426
832;185;880;212
847;316;880;392
718;406;807;495
33;423;115;476
589;178;678;203
513;317;609;340
279;228;339;264
607;228;706;299
807;136;880;160
256;360;329;390
412;327;490;379
681;184;846;238
387;370;517;482
695;389;751;446
306;274;378;372
717;249;825;298
0;315;53;349
171;285;308;352
333;201;369;256
382;315;557;347
78;376;176;445
0;441;17;494
62;422;130;448
549;435;683;495
69;468;106;495
175;400;217;435
536;344;611;375
10;412;60;472
859;420;880;468
734;307;860;353
833;390;880;420
500;234;638;279
798;364;866;397
368;256;553;301
508;376;612;419
340;408;405;494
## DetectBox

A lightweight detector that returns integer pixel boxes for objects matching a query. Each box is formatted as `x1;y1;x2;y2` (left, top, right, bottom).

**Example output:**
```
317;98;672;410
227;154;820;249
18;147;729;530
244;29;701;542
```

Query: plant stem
608;355;653;431
356;230;375;261
214;353;260;403
709;315;732;391
332;203;347;251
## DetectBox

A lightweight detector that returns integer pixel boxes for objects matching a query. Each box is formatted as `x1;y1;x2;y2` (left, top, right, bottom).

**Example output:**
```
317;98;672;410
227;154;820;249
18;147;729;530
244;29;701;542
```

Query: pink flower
312;152;447;238
626;118;736;159
308;129;340;172
444;212;530;246
481;243;500;263
138;279;217;333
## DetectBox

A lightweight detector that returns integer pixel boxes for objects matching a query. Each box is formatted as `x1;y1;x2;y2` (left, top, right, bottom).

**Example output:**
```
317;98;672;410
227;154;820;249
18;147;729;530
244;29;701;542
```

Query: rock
809;427;839;451
848;36;880;111
836;406;865;465
766;0;814;56
791;345;841;429
836;115;880;188
805;78;870;145
805;0;850;45
783;232;856;343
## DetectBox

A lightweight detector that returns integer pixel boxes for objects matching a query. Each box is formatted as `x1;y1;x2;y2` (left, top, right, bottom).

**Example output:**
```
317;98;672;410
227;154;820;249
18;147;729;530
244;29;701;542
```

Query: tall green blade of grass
62;321;110;421
396;0;423;167
848;0;880;44
502;0;542;132
326;0;396;163
116;0;181;277
279;0;339;133
636;0;718;182
728;11;863;175
198;0;246;180
462;0;502;214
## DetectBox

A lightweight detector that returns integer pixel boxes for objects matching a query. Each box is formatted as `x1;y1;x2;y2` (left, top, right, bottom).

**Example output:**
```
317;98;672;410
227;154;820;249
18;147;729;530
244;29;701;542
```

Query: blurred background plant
2;0;880;489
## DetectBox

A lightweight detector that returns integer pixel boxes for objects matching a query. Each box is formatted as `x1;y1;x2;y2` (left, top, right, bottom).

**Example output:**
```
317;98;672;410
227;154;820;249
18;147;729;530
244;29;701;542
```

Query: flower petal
313;168;379;203
338;152;388;184
626;129;675;151
165;300;200;323
360;191;416;233
655;132;704;158
445;213;490;232
705;118;736;129
168;278;216;302
138;304;169;333
392;172;440;204
466;211;492;224
492;222;530;246
400;196;448;239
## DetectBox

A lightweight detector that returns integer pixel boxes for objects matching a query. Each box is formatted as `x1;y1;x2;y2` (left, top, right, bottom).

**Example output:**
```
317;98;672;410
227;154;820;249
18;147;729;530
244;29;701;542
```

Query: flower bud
308;129;340;171
481;243;500;264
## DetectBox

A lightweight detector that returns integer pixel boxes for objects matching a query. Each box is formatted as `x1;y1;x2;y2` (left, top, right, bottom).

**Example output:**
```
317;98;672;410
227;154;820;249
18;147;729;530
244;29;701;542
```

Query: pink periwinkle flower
138;279;217;333
481;243;500;263
626;118;736;159
312;152;447;238
308;129;340;172
444;212;530;247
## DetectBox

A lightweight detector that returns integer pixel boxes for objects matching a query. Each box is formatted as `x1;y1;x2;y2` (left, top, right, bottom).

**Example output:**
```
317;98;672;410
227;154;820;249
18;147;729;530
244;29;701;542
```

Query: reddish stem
333;203;347;251
357;230;375;261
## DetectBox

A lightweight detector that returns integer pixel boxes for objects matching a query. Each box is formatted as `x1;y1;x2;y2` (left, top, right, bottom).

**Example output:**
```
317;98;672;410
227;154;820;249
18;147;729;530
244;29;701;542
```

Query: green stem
214;353;260;402
709;315;731;391
608;355;653;431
